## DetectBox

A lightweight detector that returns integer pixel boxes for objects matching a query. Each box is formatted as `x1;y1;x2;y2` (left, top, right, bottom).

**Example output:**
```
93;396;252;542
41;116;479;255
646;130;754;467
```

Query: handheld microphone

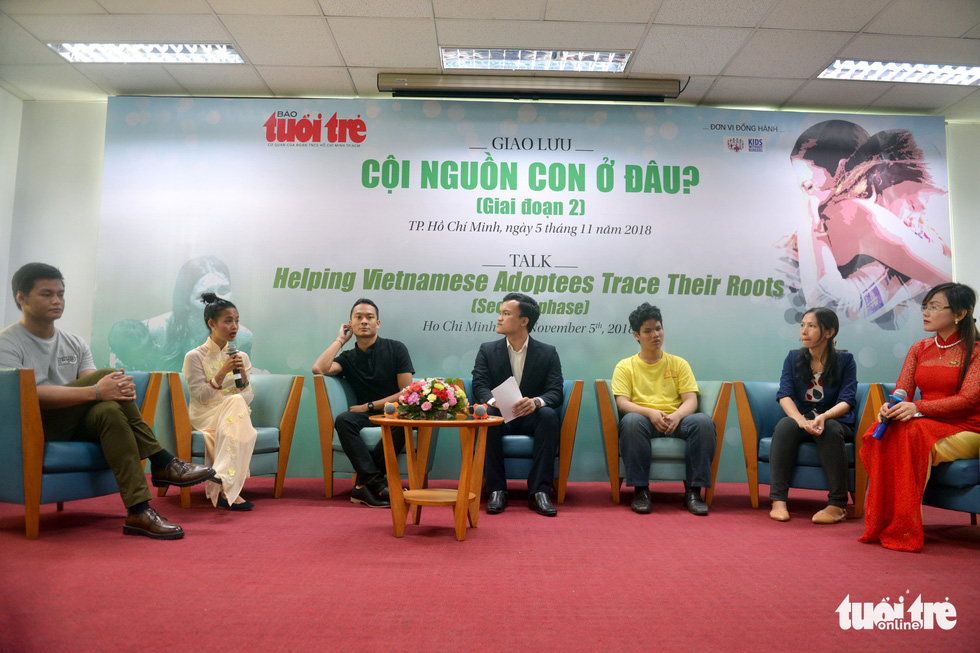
226;342;244;389
872;388;908;440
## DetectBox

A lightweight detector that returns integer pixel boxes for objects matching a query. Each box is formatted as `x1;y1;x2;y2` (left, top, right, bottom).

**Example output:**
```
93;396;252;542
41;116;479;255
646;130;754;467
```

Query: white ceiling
1;0;978;121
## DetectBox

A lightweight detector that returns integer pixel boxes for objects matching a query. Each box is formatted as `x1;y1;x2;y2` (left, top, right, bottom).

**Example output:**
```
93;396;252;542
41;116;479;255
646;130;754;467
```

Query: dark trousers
768;416;851;508
619;412;716;489
334;411;405;492
484;405;559;495
41;369;163;508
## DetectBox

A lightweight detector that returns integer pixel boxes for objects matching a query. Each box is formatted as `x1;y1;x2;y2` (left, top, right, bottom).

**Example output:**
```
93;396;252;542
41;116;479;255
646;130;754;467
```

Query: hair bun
200;292;219;304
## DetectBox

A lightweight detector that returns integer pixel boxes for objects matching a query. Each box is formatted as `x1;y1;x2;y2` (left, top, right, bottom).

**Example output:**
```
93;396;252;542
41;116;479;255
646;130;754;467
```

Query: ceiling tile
668;74;714;103
330;18;438;67
165;63;271;95
725;29;851;78
762;0;889;32
97;0;211;14
0;0;105;14
317;0;431;18
965;24;980;39
867;82;976;112
786;78;892;110
432;0;546;20
700;76;804;106
0;63;107;99
74;63;188;95
0;15;66;65
631;25;751;76
222;15;342;66
435;19;647;50
867;0;980;37
941;88;980;121
255;65;354;96
546;0;661;23
654;0;772;28
841;34;980;66
348;67;387;96
209;0;321;16
12;14;232;41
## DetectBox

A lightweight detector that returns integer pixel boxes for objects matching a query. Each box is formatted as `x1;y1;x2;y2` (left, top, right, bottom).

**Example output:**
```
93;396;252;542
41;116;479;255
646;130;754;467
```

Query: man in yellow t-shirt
611;303;716;516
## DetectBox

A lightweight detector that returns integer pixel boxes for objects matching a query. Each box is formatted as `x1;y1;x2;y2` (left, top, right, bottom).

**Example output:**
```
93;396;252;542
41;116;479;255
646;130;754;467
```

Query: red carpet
1;479;977;651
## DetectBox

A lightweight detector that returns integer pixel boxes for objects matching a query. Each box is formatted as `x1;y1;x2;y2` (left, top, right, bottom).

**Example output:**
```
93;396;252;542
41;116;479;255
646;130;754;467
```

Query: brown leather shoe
150;458;216;488
123;507;184;540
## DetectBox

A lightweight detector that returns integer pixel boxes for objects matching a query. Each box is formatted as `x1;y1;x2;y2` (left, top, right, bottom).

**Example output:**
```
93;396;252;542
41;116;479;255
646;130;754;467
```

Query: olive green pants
42;369;163;508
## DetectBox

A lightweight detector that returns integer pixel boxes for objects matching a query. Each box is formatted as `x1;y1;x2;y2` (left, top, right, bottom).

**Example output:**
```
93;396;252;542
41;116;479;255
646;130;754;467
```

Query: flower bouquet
397;378;468;420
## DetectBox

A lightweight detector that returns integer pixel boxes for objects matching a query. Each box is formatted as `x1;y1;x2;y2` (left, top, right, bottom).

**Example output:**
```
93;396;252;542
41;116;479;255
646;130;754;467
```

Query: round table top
368;414;503;428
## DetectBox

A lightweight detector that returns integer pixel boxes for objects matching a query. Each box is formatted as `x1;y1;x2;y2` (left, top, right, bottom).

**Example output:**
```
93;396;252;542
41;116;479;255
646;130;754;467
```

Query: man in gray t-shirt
0;263;218;540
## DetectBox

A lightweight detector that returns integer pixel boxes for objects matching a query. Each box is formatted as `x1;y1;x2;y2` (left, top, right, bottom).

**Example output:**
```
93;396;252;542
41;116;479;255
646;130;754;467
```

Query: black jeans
768;416;852;508
334;411;405;492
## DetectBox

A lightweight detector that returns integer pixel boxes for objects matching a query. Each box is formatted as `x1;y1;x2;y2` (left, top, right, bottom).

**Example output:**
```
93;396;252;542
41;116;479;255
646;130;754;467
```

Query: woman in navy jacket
770;307;857;524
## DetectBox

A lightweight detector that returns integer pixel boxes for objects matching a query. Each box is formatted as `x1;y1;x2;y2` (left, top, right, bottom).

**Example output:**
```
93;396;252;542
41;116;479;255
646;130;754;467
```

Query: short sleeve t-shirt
334;337;414;405
611;352;699;413
0;323;94;386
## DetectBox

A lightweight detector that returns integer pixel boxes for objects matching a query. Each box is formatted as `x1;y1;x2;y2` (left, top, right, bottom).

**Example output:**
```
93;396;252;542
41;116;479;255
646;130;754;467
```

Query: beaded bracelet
209;377;222;390
94;384;100;400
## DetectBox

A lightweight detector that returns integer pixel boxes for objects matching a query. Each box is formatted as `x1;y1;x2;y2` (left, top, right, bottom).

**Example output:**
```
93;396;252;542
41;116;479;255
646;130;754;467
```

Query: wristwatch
368;401;375;412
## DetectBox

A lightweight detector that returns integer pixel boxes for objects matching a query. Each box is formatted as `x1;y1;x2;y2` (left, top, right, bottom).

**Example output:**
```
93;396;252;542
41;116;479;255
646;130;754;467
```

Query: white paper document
492;376;523;423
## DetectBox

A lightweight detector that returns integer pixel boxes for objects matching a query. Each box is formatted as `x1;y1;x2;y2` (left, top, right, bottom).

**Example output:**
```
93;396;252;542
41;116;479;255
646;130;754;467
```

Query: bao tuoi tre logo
263;111;367;145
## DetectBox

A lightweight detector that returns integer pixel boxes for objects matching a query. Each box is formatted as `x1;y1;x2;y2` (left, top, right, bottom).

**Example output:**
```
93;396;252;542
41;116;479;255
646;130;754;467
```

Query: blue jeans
619;412;716;488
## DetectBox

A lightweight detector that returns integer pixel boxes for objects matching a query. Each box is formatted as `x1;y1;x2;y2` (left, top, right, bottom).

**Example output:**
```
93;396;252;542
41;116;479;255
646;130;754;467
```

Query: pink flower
406;392;419;404
448;396;457;406
421;401;432;411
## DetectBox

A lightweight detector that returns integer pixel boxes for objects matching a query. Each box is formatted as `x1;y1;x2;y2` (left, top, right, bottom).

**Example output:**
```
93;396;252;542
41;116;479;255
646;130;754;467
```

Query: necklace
935;335;961;350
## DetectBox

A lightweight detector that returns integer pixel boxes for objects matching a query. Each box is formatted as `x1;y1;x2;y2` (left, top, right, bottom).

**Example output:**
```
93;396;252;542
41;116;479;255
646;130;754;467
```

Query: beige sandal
812;506;846;524
769;501;790;522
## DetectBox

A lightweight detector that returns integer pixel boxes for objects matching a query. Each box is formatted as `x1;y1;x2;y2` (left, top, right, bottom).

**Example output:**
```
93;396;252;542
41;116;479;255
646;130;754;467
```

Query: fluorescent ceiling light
47;43;244;64
819;59;980;86
441;48;630;73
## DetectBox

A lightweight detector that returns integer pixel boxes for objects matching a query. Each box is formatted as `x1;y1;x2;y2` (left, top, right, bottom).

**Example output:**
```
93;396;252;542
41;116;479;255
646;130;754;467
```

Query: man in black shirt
313;298;413;508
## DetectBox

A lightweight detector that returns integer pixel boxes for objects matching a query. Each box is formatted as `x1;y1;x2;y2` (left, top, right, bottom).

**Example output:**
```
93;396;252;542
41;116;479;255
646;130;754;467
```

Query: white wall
4;101;107;338
947;122;980;291
0;87;24;320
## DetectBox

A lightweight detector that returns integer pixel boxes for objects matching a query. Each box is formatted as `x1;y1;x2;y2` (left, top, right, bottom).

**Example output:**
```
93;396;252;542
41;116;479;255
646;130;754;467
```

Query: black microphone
226;342;244;389
872;388;908;440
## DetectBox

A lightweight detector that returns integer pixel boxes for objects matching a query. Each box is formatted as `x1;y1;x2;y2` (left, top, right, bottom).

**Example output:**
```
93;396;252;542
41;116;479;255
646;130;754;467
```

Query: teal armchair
735;381;875;517
459;378;584;503
0;368;161;539
159;372;303;508
314;374;440;498
876;383;980;525
595;379;731;505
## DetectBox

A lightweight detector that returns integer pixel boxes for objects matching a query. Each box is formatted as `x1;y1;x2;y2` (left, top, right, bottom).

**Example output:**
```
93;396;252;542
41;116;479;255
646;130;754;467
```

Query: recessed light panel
819;59;980;86
48;43;245;64
441;48;630;73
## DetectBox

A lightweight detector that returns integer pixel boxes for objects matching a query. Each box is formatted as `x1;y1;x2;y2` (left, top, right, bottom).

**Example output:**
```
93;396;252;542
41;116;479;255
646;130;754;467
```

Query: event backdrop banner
93;97;950;482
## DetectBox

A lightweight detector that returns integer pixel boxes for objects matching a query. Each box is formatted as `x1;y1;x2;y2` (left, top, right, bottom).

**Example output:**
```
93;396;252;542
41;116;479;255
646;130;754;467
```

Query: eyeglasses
921;304;950;314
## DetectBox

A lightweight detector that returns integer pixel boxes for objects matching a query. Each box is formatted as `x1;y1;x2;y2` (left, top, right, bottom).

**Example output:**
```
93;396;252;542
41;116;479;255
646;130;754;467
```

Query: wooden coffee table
369;414;502;541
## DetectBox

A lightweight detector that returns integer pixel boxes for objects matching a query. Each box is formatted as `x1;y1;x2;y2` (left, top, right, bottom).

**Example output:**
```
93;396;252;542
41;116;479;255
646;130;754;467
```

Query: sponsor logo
748;138;764;153
263;111;367;146
726;137;743;152
837;592;957;631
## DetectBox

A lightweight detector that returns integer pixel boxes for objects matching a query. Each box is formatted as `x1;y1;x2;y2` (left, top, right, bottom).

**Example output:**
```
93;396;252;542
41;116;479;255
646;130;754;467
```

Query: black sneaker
351;484;390;508
631;488;652;514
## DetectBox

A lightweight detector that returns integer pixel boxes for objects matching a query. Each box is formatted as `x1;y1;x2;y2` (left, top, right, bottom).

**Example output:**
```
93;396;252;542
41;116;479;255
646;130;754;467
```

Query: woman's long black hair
795;307;841;387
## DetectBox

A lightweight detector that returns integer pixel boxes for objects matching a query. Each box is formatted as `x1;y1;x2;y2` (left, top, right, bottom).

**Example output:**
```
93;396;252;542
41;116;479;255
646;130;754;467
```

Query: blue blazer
471;336;564;408
776;349;858;427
